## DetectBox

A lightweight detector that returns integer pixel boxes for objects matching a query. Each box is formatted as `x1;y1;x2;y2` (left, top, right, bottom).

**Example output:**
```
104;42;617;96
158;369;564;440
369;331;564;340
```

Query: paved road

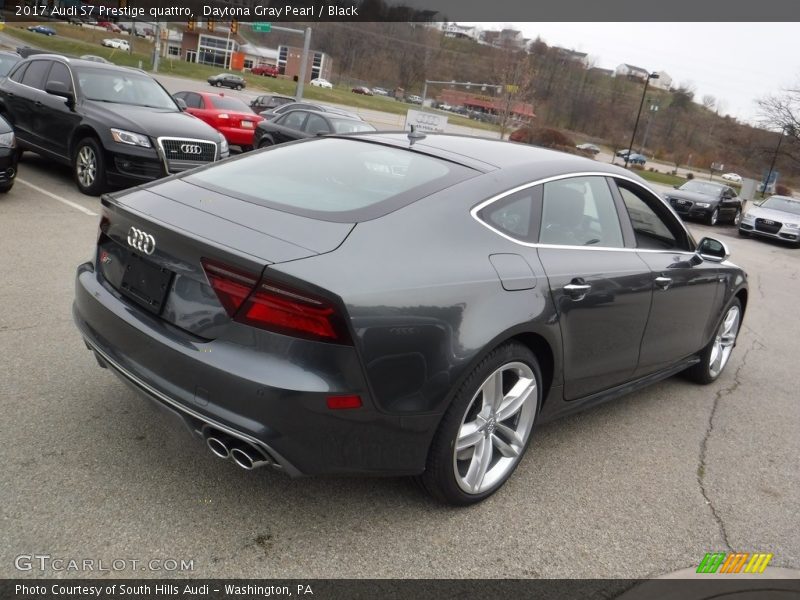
0;148;798;580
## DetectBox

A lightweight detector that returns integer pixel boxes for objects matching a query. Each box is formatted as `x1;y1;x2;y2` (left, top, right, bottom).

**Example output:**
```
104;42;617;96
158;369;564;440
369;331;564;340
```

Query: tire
731;208;742;225
216;82;222;88
417;342;542;505
236;84;243;91
257;138;274;149
0;182;13;194
73;137;107;196
738;228;750;237
684;299;742;385
707;207;719;226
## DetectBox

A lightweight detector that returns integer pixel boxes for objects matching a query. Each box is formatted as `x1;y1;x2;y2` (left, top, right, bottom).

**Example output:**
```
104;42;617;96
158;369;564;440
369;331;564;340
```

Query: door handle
655;276;672;290
34;100;43;107
564;282;592;300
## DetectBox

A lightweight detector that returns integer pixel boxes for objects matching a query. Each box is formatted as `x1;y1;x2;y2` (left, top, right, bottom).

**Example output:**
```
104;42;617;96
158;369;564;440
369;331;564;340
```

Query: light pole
762;125;792;198
639;100;659;155
625;72;659;168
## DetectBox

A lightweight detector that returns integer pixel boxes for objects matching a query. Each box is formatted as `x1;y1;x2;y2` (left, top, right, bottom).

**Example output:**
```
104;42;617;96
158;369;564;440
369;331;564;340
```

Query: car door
610;178;724;376
534;175;654;400
14;59;54;153
1;62;32;140
38;61;80;159
270;110;309;144
719;186;741;220
303;113;332;136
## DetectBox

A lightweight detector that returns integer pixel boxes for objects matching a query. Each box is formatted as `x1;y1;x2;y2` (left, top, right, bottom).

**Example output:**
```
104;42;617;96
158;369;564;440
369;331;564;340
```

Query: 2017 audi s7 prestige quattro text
73;134;748;505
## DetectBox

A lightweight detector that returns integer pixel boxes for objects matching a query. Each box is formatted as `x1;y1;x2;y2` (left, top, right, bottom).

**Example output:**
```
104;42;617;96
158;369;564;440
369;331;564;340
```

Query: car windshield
329;118;375;134
0;54;20;77
679;180;724;195
211;95;252;112
75;67;177;109
184;138;477;222
761;196;800;216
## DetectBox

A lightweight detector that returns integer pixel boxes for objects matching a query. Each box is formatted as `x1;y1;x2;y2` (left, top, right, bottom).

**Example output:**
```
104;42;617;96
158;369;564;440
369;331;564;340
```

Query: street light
624;72;659;169
761;125;794;198
639;100;659;155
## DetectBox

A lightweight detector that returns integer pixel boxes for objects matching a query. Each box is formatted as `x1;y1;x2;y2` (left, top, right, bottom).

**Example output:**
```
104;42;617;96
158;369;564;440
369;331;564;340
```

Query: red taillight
326;395;362;410
201;259;350;344
201;258;258;315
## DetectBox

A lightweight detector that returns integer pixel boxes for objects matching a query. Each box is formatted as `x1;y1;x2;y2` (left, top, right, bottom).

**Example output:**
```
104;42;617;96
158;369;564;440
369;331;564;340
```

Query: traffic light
207;19;215;32
187;18;196;32
230;19;239;34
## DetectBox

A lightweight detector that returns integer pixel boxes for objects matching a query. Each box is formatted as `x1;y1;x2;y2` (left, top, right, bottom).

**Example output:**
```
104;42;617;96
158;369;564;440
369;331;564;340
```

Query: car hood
82;101;222;142
745;205;800;224
664;189;719;203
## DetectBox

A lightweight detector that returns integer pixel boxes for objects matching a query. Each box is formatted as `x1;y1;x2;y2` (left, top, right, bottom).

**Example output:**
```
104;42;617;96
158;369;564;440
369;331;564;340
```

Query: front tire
731;208;742;225
685;299;742;384
707;207;719;226
73;137;107;196
418;342;541;505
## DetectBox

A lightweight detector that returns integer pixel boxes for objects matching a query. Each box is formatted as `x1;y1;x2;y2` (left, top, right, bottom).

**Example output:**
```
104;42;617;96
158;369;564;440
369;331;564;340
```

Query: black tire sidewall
420;342;542;505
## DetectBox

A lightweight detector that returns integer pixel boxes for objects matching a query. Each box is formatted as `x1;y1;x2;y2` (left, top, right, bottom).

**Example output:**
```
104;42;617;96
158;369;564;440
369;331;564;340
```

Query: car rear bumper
217;126;256;147
73;261;434;477
0;146;19;184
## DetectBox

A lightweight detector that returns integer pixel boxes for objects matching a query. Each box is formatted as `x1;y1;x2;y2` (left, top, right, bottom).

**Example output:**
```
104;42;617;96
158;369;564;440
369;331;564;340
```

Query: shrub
776;184;792;196
630;164;645;171
686;172;694;180
509;127;580;154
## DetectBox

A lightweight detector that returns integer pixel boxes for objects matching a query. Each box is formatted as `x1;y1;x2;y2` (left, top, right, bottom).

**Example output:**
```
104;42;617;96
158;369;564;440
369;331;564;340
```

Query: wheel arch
69;125;103;158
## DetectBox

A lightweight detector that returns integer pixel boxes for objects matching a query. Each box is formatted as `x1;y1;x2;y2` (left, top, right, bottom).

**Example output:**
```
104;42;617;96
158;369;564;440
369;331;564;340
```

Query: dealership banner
4;578;800;599
4;0;799;22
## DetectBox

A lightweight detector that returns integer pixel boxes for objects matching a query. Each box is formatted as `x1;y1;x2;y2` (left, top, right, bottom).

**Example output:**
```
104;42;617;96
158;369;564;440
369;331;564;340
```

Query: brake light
326;395;362;410
201;259;258;315
201;259;351;344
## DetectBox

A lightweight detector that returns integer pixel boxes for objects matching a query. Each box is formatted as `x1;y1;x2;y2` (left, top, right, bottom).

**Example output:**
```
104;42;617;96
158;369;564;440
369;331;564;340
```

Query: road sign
252;22;271;33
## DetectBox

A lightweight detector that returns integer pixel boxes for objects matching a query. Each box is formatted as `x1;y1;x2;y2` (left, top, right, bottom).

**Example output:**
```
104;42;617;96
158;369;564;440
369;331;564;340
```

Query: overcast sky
465;22;799;125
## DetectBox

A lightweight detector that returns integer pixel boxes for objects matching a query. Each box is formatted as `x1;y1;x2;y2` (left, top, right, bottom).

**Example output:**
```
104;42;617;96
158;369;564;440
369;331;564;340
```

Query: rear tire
417;342;541;505
258;138;274;149
73;137;107;196
685;299;742;385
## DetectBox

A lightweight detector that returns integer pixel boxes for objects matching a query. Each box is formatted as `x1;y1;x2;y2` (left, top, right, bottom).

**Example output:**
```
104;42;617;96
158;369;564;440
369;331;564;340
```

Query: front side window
616;180;691;251
304;114;330;135
47;62;73;92
280;110;308;130
540;176;624;248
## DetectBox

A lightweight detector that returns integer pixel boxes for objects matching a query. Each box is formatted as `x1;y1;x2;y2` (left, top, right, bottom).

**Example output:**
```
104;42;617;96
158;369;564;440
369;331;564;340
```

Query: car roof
16;53;147;74
298;109;363;122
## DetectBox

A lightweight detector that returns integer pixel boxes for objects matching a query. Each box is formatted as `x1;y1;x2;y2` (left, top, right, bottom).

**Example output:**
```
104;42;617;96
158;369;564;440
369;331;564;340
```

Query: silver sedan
739;195;800;246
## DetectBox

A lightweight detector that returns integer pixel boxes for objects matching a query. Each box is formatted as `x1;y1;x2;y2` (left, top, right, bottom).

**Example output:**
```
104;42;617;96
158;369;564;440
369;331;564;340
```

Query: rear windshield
184;138;477;222
211;95;252;112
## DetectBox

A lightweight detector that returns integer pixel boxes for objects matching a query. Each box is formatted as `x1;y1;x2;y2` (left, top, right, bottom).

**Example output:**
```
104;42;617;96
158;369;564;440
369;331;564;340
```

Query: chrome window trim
470;171;696;255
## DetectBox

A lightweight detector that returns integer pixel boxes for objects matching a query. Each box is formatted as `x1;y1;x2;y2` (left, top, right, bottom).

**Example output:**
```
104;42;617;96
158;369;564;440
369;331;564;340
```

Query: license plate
119;252;173;314
763;220;775;225
240;121;254;128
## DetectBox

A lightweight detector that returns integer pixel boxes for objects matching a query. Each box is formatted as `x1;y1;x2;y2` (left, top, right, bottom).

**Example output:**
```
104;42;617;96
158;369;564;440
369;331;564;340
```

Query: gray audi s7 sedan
73;133;748;505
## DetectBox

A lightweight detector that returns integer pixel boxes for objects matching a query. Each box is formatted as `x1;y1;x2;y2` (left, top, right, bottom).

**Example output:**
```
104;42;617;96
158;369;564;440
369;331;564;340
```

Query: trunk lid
97;180;354;339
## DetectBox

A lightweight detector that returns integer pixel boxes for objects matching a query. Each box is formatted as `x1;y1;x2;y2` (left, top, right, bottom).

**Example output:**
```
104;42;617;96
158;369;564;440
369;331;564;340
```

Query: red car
173;91;264;150
251;65;279;77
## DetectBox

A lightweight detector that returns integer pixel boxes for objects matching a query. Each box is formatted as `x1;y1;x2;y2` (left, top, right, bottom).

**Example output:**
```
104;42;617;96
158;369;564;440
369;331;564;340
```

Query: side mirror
697;237;730;263
45;80;74;106
174;97;187;111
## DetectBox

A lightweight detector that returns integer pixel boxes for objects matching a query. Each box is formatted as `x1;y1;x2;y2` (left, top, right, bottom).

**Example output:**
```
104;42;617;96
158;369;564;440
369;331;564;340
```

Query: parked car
27;25;56;36
258;101;359;122
371;87;389;96
98;21;122;33
80;55;112;64
73;134;748;505
0;55;228;195
207;73;246;90
309;77;333;89
0;114;18;194
615;148;632;158
627;153;647;165
576;143;600;155
351;86;373;96
250;65;279;77
406;94;423;104
101;39;130;51
0;51;21;78
738;195;800;246
664;180;743;225
173;91;263;151
250;93;295;113
254;109;374;148
721;173;742;184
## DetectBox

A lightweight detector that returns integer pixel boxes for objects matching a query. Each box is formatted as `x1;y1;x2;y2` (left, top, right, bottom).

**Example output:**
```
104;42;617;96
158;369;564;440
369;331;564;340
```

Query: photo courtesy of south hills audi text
13;584;315;597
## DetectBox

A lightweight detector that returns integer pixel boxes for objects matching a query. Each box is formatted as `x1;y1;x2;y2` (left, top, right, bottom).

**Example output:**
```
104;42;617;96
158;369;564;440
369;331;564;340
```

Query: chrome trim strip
84;337;300;477
469;171;696;255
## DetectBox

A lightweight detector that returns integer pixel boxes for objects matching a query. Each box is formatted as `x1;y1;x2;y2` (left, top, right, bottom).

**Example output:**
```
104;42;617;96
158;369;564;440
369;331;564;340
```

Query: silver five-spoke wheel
77;146;97;188
709;304;740;379
453;362;537;494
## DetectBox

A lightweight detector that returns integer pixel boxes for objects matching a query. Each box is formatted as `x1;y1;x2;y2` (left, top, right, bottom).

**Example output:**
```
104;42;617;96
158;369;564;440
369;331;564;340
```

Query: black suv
0;55;228;195
207;73;246;90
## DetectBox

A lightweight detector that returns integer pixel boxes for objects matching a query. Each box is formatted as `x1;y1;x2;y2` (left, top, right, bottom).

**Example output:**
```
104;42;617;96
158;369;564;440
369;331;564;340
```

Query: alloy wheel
77;146;97;188
733;209;742;225
710;208;719;225
709;305;740;379
453;362;537;494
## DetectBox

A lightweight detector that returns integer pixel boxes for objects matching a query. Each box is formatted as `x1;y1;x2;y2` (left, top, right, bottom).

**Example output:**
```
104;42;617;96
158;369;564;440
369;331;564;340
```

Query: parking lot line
15;178;98;217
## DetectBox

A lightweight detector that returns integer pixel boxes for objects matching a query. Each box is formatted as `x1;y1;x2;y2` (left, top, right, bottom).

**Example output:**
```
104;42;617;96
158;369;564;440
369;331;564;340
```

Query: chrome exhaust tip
230;445;270;470
206;436;231;459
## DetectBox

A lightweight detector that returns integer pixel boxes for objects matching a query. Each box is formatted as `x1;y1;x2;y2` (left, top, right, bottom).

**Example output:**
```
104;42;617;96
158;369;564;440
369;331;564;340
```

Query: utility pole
295;27;311;100
639;100;659;155
152;21;160;73
625;72;659;168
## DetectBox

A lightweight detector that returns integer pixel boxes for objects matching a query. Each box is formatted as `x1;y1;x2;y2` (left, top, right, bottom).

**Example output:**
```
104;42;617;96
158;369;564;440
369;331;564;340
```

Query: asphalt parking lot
1;154;798;579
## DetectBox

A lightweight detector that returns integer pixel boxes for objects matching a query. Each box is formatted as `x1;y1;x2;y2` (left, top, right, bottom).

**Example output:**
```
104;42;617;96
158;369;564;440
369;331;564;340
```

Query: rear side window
616;181;691;251
477;187;539;242
21;60;50;90
184;138;477;222
9;63;28;83
540;176;624;248
304;114;330;134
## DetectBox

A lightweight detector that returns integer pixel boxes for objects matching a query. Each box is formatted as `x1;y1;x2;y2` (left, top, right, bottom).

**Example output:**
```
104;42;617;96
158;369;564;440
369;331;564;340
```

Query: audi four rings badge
179;144;203;154
127;227;156;255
